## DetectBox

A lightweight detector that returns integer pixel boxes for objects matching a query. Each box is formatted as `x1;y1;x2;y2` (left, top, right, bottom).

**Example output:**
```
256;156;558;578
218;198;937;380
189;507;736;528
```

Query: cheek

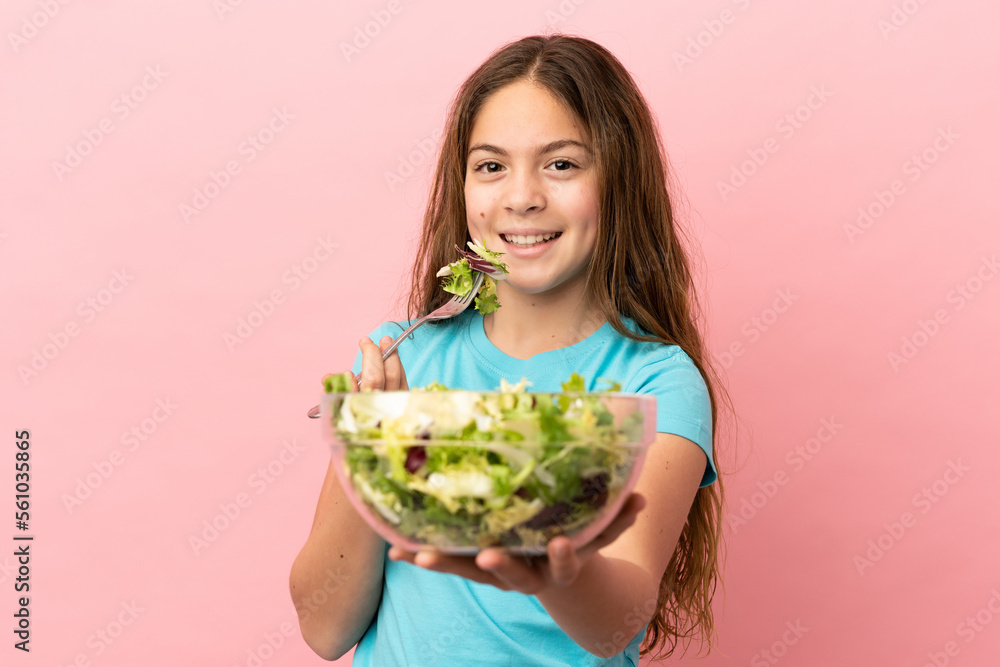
465;188;497;225
562;181;600;224
464;185;485;211
468;215;486;239
465;192;488;237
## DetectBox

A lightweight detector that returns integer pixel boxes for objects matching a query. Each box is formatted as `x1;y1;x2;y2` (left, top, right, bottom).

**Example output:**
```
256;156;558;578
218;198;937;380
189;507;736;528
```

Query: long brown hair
408;34;728;660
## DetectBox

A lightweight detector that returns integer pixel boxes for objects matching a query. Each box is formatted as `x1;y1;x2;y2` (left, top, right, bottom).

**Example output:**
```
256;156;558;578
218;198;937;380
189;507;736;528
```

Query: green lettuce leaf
440;259;475;297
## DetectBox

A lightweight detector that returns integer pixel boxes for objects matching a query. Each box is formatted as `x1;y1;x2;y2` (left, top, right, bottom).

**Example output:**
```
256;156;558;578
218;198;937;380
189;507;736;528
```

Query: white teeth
504;232;559;246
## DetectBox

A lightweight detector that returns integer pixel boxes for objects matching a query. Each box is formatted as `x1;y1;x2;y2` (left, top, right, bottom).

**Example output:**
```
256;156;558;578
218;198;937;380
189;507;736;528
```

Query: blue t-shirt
350;310;715;666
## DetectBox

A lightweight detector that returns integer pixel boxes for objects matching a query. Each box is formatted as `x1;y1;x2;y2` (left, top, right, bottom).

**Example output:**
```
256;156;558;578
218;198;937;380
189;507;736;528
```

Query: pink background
2;1;998;665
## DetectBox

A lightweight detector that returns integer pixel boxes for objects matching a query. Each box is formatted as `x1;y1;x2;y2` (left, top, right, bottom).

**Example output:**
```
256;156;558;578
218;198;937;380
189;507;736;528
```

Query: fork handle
378;315;428;360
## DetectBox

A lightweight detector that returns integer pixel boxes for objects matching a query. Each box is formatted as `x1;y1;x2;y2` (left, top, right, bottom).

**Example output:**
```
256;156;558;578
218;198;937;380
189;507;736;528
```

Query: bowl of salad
319;375;656;555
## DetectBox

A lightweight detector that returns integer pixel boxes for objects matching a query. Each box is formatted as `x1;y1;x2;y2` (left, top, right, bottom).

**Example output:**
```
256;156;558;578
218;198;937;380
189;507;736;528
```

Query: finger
387;545;415;563
358;337;385;390
397;358;408;390
545;537;580;587
475;549;545;593
391;547;506;588
379;336;407;391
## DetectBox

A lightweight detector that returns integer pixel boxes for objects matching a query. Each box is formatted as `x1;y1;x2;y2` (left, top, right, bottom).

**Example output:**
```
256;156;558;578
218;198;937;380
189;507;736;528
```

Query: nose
502;168;545;216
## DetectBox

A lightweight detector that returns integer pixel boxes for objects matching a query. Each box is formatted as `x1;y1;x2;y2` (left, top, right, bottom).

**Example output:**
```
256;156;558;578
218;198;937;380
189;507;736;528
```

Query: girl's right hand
356;335;409;391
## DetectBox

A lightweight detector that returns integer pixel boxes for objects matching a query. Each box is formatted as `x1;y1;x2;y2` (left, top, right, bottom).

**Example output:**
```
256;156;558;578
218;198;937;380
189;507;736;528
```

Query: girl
290;34;725;666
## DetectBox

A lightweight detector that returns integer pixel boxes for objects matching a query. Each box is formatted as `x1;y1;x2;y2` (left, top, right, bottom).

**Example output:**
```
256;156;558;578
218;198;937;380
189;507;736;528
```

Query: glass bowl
320;390;656;555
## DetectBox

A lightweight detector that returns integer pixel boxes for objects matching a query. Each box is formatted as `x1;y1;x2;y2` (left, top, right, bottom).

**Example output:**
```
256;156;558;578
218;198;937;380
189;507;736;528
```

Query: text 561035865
14;429;32;652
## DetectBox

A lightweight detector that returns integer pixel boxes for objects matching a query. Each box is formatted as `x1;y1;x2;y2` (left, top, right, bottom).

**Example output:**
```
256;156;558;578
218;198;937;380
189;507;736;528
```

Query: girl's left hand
387;494;645;594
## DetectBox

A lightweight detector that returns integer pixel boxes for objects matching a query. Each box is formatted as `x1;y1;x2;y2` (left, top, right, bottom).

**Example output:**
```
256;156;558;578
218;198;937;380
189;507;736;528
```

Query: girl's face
464;80;599;302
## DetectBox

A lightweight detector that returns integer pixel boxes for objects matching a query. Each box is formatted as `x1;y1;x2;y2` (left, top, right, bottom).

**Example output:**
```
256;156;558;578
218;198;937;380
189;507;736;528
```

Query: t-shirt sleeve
628;350;717;487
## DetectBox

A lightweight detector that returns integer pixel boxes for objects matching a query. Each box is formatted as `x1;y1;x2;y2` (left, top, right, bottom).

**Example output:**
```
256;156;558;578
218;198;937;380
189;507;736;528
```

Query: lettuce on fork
436;238;509;315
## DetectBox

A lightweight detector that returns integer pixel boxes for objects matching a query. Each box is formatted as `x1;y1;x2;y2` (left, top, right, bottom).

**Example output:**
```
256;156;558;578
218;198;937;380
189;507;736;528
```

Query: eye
549;160;576;171
474;161;504;174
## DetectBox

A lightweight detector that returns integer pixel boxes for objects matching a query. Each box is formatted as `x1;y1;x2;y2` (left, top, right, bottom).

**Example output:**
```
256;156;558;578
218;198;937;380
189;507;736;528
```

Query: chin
503;275;580;298
501;283;542;297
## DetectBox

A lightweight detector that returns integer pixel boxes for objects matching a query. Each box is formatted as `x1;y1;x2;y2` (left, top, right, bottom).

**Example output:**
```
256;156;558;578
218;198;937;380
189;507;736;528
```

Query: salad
324;374;648;551
436;238;509;314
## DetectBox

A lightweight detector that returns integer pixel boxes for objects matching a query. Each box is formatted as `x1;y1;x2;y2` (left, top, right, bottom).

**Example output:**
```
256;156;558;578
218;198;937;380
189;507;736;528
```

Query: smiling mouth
501;232;562;248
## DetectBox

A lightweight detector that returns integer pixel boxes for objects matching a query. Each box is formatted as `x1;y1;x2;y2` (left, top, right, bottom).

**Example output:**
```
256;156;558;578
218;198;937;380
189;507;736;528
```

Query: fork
306;271;485;418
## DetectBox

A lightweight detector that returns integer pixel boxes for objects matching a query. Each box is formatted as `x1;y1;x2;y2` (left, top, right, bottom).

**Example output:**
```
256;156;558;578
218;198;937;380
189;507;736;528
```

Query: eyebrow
468;139;591;159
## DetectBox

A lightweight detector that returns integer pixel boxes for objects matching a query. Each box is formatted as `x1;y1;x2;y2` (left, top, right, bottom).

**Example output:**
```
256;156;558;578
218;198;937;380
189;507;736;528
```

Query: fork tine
461;272;485;303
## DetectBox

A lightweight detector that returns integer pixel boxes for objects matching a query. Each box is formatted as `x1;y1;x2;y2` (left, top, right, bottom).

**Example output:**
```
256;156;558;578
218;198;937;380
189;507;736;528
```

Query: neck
482;282;605;360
